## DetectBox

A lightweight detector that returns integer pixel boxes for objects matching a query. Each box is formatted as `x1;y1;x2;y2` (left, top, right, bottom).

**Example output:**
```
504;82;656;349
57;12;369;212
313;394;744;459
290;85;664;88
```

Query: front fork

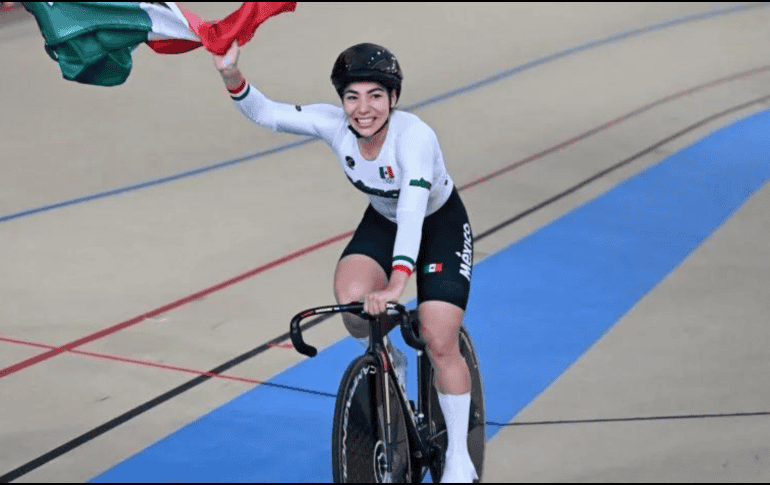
374;317;436;481
370;317;397;482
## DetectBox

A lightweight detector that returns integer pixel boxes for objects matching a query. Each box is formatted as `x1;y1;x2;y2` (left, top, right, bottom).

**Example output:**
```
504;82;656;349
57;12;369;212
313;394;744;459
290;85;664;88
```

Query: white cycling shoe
440;451;478;483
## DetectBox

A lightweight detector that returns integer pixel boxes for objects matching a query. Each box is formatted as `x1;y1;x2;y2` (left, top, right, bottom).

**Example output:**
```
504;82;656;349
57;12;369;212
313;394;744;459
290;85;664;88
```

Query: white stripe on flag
141;2;199;41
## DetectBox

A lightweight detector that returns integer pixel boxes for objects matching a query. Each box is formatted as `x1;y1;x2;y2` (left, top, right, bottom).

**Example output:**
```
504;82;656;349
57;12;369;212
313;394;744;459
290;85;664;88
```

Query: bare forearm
219;66;246;92
388;268;410;295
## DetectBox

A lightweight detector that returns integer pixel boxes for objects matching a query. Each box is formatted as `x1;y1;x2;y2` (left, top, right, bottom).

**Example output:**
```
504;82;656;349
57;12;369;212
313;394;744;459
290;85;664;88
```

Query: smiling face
342;81;398;138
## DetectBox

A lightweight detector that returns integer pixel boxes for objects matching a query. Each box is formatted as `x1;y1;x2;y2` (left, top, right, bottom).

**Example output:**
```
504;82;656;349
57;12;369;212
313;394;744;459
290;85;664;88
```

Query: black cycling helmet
330;43;403;100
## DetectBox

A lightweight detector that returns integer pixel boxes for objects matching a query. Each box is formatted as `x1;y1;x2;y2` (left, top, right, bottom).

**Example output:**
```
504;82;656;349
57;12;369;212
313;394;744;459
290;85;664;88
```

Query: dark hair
341;82;399;111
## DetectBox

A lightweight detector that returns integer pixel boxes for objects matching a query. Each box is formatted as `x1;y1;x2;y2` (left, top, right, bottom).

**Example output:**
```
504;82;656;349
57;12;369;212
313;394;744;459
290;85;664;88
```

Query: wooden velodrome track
1;2;769;482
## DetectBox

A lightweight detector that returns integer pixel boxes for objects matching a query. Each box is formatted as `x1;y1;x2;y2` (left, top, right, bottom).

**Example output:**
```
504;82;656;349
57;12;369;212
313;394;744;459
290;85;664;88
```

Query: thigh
334;254;388;303
416;189;473;310
339;204;397;279
335;205;396;301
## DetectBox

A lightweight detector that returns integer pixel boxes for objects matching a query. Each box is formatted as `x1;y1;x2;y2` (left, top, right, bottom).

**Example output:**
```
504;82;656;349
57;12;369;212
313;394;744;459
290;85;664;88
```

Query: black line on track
475;93;770;241
3;94;770;483
0;313;335;483
487;411;770;427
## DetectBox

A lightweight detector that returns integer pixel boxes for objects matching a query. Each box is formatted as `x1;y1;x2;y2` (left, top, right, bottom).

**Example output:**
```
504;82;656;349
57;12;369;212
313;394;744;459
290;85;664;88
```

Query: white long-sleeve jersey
231;83;454;274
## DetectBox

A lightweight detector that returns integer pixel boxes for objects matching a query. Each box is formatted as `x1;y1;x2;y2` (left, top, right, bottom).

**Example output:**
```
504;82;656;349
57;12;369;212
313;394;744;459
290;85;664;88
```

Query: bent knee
423;330;461;362
334;280;378;339
334;281;370;304
334;275;387;304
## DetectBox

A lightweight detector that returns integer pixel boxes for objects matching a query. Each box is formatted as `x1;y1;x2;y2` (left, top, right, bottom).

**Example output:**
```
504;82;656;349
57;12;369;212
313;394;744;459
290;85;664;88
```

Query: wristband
392;265;412;276
227;79;247;95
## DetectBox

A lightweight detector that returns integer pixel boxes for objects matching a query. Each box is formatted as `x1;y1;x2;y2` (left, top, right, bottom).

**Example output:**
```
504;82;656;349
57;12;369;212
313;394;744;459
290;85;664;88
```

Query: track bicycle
290;302;485;483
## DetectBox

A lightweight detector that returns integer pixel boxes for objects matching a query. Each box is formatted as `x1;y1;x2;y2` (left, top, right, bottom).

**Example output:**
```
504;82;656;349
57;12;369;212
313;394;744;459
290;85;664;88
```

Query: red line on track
1;65;769;380
0;334;264;385
0;230;352;379
458;65;770;191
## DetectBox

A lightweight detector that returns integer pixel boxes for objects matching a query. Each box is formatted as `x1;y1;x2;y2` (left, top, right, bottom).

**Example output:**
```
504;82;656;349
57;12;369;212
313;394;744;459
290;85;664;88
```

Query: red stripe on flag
177;4;206;32
145;2;297;56
145;39;203;55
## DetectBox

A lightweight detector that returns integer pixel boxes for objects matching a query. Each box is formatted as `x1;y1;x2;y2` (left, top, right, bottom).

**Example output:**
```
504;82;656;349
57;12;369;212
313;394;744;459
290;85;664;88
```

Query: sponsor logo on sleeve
409;178;432;190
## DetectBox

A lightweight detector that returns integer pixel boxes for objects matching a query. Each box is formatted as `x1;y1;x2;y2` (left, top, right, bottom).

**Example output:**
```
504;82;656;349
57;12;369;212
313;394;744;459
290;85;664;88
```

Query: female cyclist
213;41;477;483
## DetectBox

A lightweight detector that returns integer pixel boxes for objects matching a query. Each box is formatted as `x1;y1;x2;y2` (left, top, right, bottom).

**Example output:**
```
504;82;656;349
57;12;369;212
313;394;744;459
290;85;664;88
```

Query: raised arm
213;42;247;93
211;42;345;139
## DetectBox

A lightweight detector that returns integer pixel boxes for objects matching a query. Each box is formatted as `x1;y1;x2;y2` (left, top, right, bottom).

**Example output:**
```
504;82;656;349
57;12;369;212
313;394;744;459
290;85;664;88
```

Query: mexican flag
22;2;296;86
424;263;443;274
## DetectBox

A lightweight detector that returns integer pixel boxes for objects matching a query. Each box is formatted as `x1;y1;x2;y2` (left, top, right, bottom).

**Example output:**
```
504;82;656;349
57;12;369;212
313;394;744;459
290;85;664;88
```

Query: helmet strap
347;124;364;139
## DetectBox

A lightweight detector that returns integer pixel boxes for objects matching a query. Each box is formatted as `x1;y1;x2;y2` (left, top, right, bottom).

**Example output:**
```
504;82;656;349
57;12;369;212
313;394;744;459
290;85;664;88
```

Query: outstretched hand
213;41;240;71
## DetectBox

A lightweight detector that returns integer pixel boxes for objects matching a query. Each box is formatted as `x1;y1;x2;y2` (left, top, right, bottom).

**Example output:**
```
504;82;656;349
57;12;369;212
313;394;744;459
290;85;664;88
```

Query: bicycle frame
290;302;441;480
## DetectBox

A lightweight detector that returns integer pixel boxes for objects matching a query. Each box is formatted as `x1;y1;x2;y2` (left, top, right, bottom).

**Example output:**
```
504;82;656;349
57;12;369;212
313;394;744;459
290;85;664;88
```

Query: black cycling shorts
340;187;473;310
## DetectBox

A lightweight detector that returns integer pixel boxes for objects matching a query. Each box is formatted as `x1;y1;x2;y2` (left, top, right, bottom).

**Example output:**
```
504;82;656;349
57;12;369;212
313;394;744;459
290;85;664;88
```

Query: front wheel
332;354;412;483
427;326;485;483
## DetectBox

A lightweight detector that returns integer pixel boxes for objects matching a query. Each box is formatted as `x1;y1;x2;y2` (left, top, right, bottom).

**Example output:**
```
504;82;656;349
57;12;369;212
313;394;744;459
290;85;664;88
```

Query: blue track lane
91;109;770;482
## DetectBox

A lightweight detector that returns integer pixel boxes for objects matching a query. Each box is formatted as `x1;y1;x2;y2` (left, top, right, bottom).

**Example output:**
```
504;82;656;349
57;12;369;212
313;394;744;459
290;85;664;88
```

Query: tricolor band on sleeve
393;265;412;276
230;82;250;100
392;255;415;276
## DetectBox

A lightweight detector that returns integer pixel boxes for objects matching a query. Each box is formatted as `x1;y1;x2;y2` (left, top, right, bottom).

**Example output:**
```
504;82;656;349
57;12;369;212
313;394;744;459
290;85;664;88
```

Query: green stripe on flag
24;2;153;86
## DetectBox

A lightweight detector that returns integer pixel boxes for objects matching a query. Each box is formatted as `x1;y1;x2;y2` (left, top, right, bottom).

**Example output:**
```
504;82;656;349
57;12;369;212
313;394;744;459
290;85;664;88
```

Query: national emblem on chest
378;165;396;184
